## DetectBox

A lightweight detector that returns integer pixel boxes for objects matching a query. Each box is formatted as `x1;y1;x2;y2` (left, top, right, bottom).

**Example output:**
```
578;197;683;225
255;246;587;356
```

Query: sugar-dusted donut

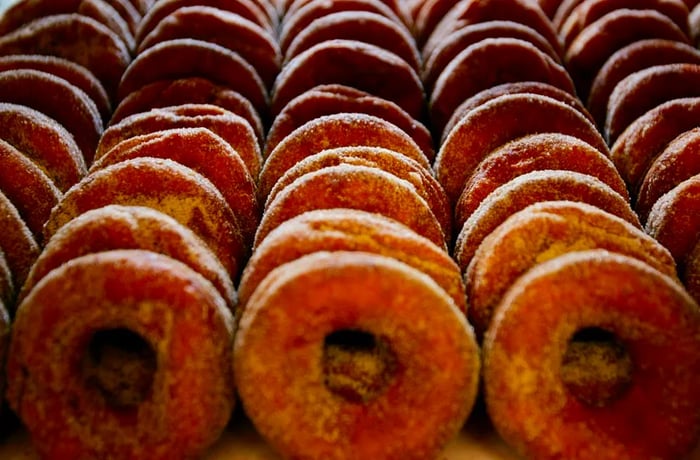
239;209;464;312
484;250;700;459
7;250;235;460
429;37;575;137
0;103;85;192
467;201;677;339
455;133;627;227
20;205;235;307
435;93;608;204
259;113;427;198
234;251;479;460
454;170;641;272
137;6;280;89
0;191;39;295
264;147;451;238
44;157;245;277
270;40;424;120
92;128;260;246
264;84;433;161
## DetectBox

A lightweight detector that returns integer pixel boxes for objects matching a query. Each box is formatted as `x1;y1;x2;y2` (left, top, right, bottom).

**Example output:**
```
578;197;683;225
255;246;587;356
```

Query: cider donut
258;113;428;199
429;38;575;137
265;84;434;161
137;6;281;89
92;128;260;246
44;157;245;277
20;205;235;307
588;39;700;128
484;250;700;460
0;190;39;293
0;103;85;192
467;201;677;339
264;147;451;238
271;40;424;120
255;164;446;249
455;133;627;227
435;93;608;204
234;251;479;460
454;170;641;272
7;250;235;460
238;209;464;312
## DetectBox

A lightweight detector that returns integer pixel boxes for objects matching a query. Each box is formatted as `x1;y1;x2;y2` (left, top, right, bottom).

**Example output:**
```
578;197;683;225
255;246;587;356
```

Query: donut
484;250;700;459
19;205;236;308
453;170;641;272
435;93;608;205
136;6;281;89
0;190;39;294
0;103;85;192
264;147;451;239
429;38;575;136
587;39;700;128
108;77;264;142
6;250;235;460
91;128;260;246
283;11;421;73
258;113;428;199
0;14;131;100
271;40;424;120
234;251;479;460
610;97;700;192
44;157;245;277
637;128;700;221
0;249;13;310
455;133;627;227
466;201;677;339
99;103;261;178
0;69;103;164
264;84;434;161
77;0;136;51
283;0;410;26
117;39;268;117
238;208;464;312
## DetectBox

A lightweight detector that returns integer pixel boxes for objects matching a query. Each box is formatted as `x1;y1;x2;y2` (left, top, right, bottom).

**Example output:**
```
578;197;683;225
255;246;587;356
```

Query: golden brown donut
92;128;260;246
0;190;39;294
435;93;608;204
44;157;245;277
238;209;464;312
429;37;575;137
255;164;446;249
455;133;627;227
259;113;427;198
467;201;677;339
270;40;424;120
20;205;235;307
264;84;434;161
484;250;700;460
7;250;235;460
454;170;641;272
0;102;85;192
264;147;451;238
234;251;479;460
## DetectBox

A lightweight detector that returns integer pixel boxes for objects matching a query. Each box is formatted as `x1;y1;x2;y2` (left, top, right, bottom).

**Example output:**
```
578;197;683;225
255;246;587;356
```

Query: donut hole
81;328;157;409
561;327;634;407
322;329;398;404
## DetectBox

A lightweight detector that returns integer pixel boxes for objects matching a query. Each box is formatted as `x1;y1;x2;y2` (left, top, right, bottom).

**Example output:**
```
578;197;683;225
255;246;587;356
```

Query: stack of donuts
0;0;699;459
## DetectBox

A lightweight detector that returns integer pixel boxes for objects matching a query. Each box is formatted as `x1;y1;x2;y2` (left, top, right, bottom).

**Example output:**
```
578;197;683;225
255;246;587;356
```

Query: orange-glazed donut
264;84;434;161
455;133;627;227
435;93;608;204
6;250;235;460
238;209;464;312
258;113;427;198
20;205;235;307
0;191;39;294
466;201;677;339
92;128;260;246
454;170;641;272
484;250;700;460
234;251;479;460
44;157;245;277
